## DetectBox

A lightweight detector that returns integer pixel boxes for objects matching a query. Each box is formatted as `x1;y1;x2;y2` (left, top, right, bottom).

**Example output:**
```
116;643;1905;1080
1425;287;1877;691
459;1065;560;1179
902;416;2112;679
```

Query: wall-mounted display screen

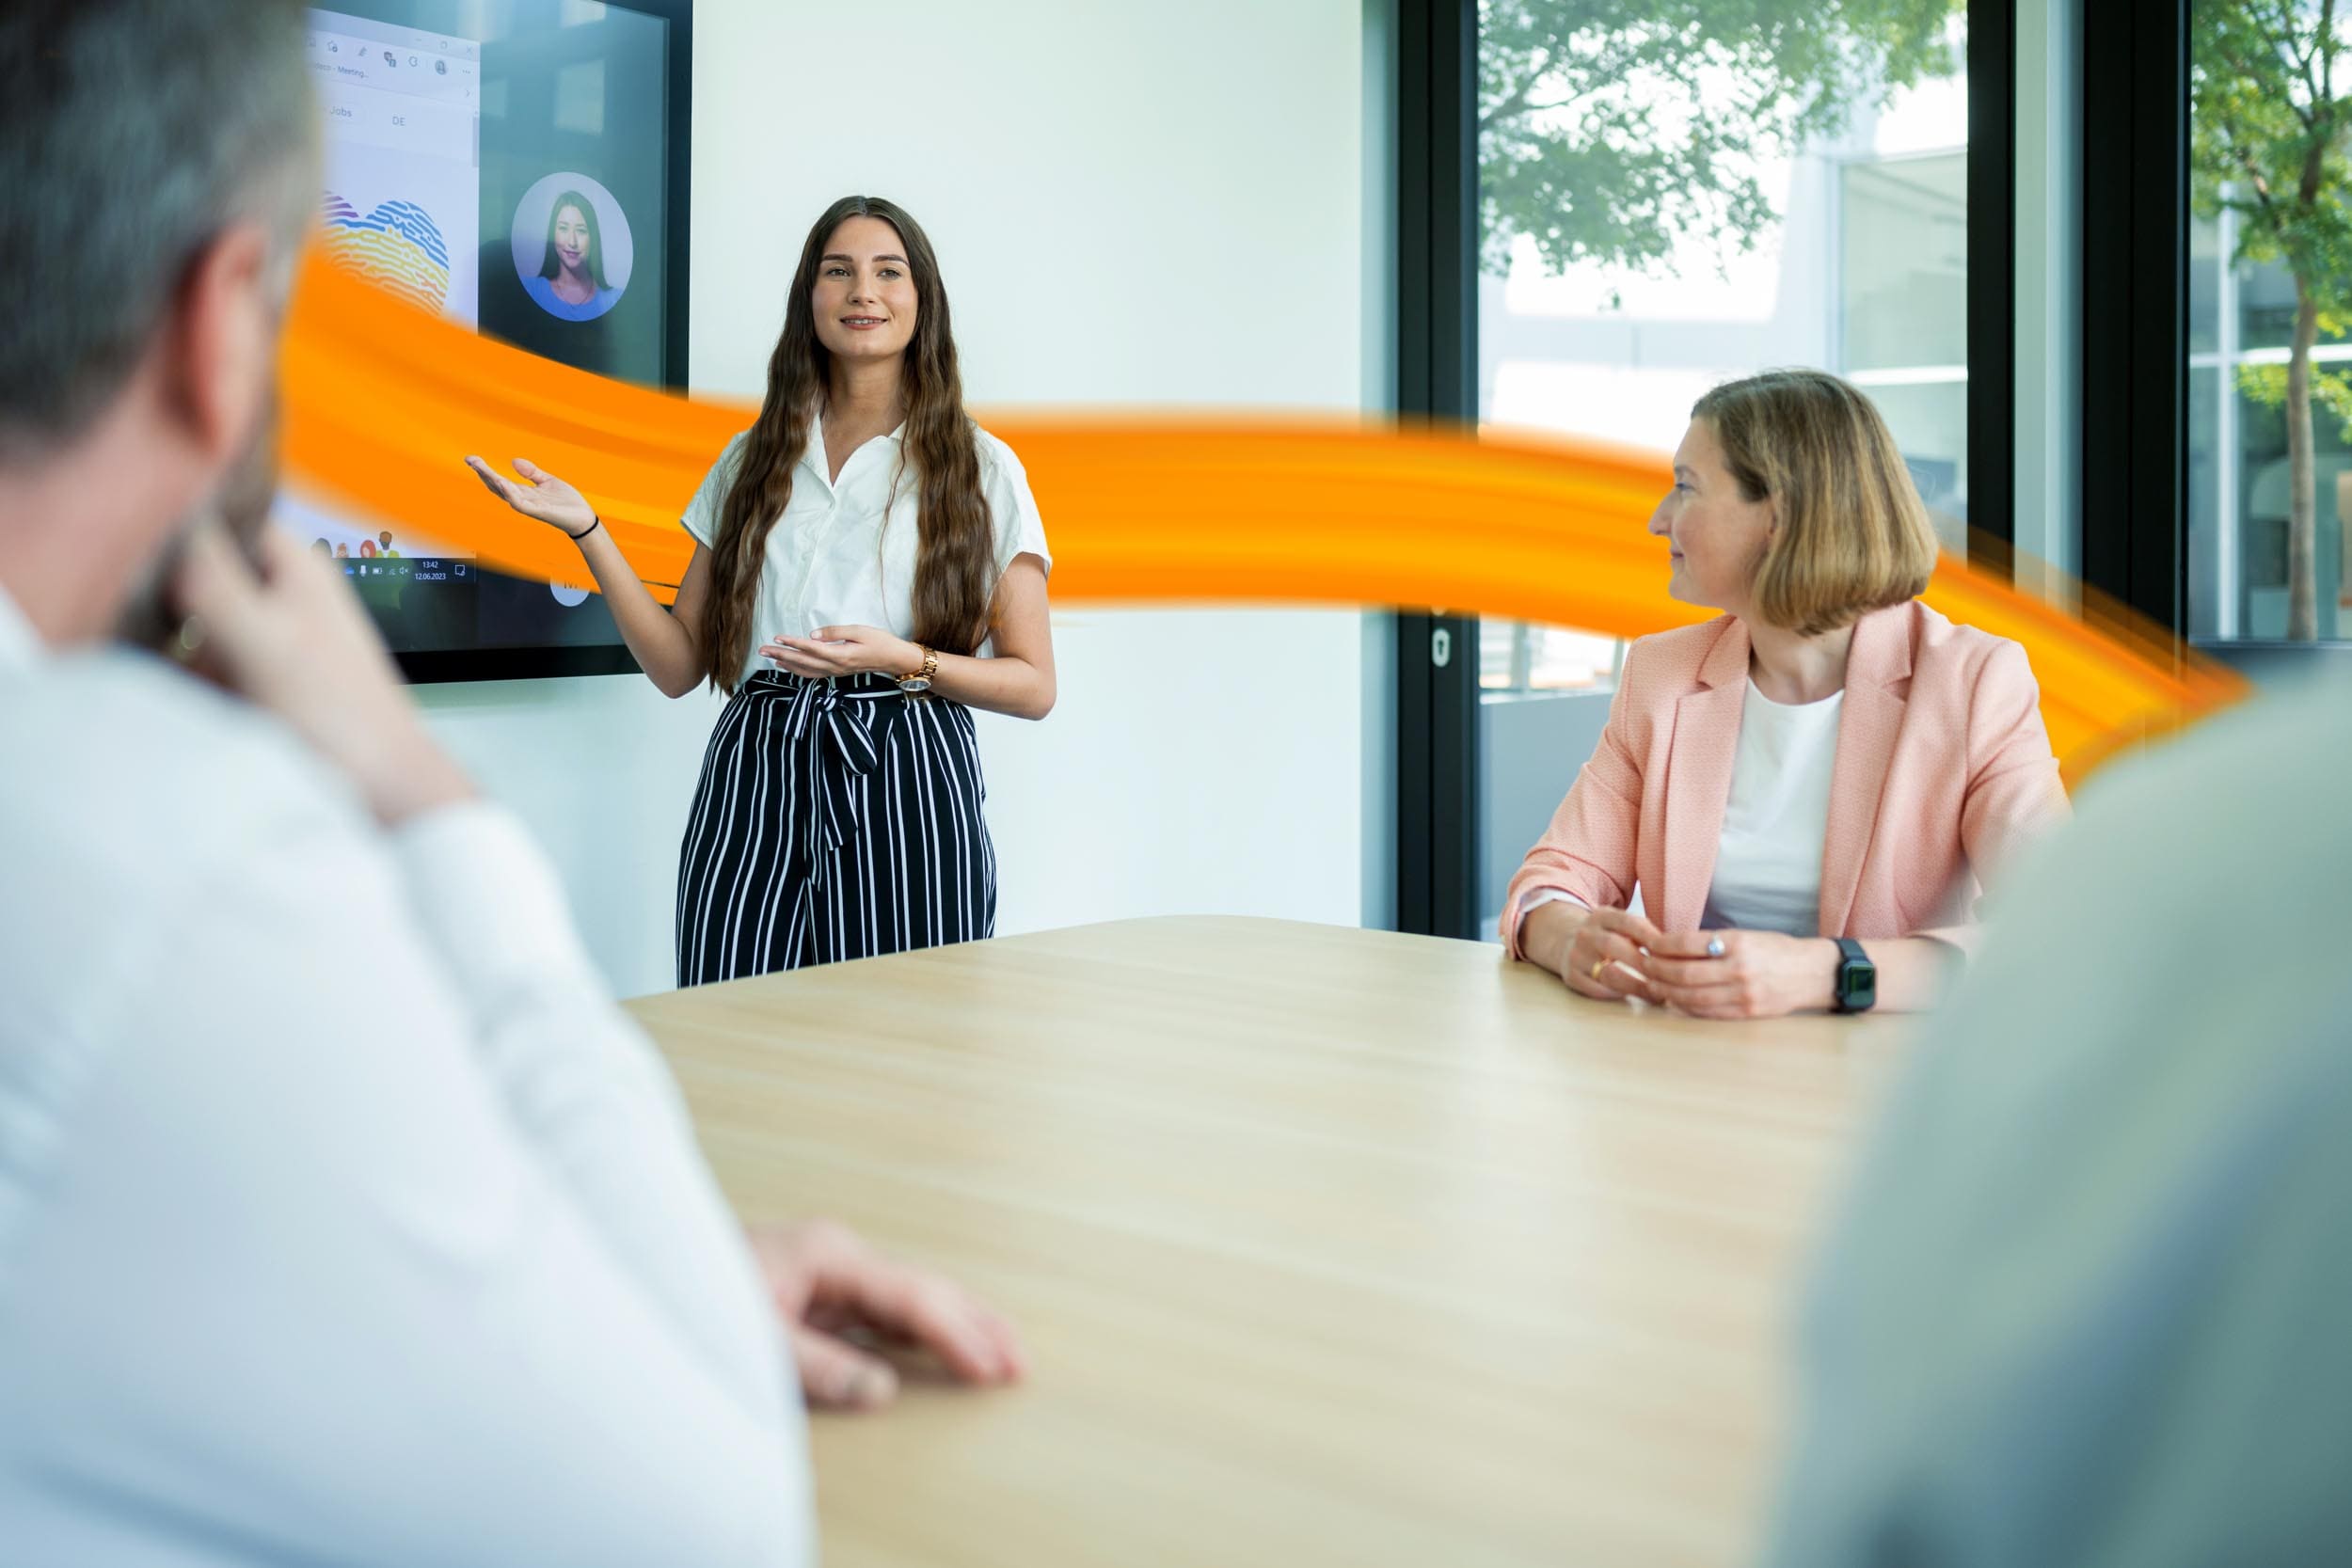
287;0;691;682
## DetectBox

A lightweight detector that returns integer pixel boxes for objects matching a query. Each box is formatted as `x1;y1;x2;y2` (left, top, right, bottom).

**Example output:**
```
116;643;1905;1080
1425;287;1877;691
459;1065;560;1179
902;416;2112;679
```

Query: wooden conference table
624;917;1911;1568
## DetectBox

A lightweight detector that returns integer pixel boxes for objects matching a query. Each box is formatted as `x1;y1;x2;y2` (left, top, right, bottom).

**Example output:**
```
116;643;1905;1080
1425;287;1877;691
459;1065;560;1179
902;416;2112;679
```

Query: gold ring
1588;957;1610;981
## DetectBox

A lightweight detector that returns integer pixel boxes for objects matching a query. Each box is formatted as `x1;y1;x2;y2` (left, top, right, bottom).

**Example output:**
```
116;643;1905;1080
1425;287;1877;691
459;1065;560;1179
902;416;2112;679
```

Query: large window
1469;0;1971;935
1478;19;1970;538
2188;2;2352;644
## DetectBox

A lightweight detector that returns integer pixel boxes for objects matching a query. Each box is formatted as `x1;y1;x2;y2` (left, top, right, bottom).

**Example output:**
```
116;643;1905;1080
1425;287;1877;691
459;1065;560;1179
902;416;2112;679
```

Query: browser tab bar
305;23;478;107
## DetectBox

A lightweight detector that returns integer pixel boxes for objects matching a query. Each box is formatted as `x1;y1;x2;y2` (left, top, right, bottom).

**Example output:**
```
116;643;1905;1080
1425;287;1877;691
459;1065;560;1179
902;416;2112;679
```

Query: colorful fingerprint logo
319;195;451;314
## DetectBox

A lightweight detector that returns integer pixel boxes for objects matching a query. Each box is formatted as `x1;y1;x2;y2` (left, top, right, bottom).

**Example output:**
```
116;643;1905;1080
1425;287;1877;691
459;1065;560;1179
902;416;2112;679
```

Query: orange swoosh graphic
280;251;2244;782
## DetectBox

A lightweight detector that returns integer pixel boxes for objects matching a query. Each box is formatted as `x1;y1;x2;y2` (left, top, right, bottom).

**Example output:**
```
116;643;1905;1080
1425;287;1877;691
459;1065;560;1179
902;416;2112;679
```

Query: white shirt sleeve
1510;886;1591;947
979;436;1052;580
681;432;751;550
389;802;794;1414
2;794;810;1566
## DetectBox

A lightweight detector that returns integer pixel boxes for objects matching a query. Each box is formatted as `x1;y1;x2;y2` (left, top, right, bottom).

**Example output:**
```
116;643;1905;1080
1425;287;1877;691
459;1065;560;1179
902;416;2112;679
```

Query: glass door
1469;0;1973;939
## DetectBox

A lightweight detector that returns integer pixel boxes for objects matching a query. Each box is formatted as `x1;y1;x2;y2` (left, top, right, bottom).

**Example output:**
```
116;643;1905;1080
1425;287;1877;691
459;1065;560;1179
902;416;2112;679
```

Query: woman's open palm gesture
464;455;596;537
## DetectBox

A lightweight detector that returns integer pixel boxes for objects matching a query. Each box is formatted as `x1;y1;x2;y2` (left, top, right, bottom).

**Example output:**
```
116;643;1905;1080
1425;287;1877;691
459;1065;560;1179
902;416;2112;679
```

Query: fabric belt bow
774;675;890;889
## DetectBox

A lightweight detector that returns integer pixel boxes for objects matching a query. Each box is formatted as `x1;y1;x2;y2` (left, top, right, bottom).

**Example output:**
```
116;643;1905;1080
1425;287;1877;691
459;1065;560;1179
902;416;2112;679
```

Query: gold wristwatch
897;645;937;694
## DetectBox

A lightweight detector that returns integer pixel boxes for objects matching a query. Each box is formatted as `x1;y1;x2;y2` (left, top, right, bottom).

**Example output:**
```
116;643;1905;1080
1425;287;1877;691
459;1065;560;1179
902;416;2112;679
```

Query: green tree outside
1478;0;1964;289
2194;0;2352;641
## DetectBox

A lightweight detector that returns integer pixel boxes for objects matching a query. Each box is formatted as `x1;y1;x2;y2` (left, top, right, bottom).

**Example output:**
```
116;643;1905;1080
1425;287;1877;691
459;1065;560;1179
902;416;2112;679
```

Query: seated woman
1502;369;2067;1019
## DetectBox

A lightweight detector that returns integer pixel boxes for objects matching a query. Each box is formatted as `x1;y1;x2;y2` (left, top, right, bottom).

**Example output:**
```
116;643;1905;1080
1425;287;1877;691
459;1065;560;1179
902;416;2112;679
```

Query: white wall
419;0;1378;997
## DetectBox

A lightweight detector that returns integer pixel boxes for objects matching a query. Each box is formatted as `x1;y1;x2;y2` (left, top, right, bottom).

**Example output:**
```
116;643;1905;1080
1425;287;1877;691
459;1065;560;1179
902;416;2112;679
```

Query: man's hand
171;524;471;825
749;1220;1027;1413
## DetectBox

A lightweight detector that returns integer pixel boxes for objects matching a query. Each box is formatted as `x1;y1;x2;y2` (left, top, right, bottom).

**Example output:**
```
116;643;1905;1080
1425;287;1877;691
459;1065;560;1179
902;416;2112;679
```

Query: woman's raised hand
464;455;597;538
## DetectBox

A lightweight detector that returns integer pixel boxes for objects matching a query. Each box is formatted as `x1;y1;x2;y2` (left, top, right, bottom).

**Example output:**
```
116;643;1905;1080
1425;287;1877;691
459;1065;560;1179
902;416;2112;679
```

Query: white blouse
680;410;1053;684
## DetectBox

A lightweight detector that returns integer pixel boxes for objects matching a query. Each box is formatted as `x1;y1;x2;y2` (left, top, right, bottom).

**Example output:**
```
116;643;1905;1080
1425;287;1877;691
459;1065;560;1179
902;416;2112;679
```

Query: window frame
1392;0;2020;938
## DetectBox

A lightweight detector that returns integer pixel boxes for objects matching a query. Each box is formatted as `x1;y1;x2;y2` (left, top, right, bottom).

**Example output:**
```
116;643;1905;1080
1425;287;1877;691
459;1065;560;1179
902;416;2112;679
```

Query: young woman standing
469;195;1055;984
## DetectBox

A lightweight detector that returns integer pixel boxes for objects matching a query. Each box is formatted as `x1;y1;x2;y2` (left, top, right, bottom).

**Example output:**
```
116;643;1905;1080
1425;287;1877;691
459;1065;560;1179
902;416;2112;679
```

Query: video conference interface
287;2;672;660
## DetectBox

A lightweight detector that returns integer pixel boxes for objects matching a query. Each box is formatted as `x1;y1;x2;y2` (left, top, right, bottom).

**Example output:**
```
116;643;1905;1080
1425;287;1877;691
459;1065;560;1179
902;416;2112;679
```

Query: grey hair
0;0;316;456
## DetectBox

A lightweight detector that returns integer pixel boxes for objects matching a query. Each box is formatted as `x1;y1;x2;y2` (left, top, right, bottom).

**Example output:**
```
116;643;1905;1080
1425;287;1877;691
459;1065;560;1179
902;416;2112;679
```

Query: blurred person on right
1764;673;2352;1563
1502;370;2068;1020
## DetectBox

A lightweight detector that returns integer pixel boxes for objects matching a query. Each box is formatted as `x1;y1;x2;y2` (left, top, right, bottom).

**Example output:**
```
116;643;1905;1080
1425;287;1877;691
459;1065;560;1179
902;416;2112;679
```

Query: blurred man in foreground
0;5;1019;1562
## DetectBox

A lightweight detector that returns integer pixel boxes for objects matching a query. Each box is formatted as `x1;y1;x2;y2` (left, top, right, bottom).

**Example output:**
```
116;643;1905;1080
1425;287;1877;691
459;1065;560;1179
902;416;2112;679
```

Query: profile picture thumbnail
510;172;634;324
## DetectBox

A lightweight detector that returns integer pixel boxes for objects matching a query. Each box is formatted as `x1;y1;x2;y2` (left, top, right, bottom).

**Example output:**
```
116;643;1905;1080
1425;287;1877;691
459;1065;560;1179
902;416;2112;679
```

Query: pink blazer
1500;599;2068;959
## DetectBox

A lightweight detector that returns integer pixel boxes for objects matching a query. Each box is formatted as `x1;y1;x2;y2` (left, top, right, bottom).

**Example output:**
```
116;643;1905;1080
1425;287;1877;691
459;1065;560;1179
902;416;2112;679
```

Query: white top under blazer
1518;678;1844;940
681;409;1054;685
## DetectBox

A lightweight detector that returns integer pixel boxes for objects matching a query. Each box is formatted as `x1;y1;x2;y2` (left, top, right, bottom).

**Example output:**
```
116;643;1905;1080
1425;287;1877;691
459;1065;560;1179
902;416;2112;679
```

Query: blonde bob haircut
1691;369;1940;637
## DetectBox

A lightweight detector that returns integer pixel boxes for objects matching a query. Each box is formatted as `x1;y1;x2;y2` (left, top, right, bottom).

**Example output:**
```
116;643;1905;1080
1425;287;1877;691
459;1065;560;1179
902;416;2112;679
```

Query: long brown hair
702;195;994;692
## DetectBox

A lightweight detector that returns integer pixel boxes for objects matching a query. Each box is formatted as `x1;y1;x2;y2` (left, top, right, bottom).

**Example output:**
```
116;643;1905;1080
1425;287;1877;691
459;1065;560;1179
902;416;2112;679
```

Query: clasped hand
760;625;921;679
1551;907;1833;1020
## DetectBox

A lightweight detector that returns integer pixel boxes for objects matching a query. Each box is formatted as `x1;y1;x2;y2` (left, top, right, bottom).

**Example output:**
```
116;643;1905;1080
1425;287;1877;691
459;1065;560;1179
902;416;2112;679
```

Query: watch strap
897;645;938;692
1832;937;1875;1013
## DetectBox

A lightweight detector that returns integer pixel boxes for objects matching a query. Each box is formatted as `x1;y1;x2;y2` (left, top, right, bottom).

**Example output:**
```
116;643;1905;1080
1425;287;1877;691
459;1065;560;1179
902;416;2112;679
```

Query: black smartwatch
1831;937;1877;1014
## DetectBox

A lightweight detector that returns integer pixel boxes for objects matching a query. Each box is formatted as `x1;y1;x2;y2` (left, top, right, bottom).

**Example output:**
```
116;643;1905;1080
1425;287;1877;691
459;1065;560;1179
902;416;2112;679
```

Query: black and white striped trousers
675;671;996;986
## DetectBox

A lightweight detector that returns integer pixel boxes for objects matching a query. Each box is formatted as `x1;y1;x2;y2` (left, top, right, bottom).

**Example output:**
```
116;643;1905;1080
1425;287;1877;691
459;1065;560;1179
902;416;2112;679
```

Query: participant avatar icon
358;539;378;559
511;173;633;324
